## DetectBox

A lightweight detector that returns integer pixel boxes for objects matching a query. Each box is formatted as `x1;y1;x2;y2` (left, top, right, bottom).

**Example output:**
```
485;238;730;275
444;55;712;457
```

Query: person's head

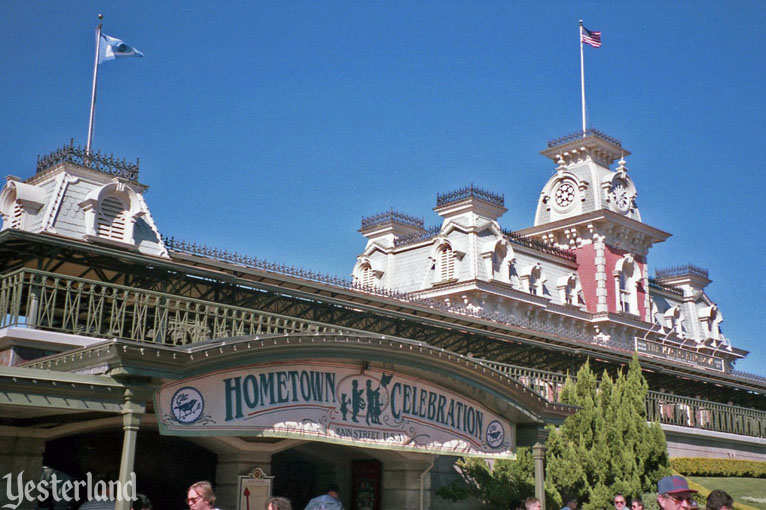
657;476;697;510
525;497;541;510
265;496;292;510
614;494;626;509
565;496;578;510
631;497;644;510
326;483;340;499
187;481;216;510
705;490;733;510
133;494;152;510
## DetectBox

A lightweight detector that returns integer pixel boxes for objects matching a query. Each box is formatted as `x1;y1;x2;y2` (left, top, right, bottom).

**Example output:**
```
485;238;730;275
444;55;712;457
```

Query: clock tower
516;130;670;318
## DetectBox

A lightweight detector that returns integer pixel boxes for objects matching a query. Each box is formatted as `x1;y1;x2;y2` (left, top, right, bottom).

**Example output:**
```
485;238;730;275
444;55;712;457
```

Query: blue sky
2;2;764;374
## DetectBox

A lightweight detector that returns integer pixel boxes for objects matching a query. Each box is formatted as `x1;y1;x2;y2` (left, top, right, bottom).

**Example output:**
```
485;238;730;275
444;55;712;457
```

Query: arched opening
42;429;217;510
271;442;381;510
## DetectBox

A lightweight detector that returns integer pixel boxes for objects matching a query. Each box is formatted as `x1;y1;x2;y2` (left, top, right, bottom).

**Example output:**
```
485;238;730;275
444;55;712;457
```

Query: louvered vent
361;264;374;288
97;196;127;240
10;202;23;229
439;246;454;281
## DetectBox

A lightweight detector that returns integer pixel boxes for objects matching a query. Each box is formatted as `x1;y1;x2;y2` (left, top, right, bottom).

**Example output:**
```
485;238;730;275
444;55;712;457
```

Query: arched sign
156;361;514;458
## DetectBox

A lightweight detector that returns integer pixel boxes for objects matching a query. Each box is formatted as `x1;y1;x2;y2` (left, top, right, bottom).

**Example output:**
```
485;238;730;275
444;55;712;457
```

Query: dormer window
0;180;46;232
699;305;723;342
97;195;128;240
80;180;143;247
663;306;685;336
438;244;455;281
353;258;384;289
487;240;514;284
558;273;581;305
520;263;547;296
529;266;544;295
360;263;374;288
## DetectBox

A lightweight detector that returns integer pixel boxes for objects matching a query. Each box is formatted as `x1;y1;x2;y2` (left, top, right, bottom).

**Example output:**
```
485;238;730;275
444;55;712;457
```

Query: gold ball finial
98;14;103;20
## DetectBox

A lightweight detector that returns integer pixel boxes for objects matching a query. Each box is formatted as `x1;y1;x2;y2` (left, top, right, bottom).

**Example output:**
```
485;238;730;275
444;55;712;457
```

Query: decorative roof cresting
655;264;709;280
37;139;139;182
361;209;424;231
436;184;504;208
547;128;622;148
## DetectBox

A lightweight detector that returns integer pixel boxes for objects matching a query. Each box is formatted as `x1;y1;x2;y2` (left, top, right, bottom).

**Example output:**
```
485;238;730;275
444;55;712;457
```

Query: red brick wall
574;243;645;318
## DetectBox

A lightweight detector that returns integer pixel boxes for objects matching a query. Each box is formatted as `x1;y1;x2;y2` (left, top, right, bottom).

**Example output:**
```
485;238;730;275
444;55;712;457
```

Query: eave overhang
23;334;577;426
516;209;671;245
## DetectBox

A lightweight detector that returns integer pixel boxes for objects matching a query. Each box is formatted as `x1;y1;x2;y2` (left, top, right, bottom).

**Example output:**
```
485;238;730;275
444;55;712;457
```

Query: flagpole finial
579;19;583;25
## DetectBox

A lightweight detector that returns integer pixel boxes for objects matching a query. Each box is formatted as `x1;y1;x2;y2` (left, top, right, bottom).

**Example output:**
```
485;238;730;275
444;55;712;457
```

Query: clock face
612;179;630;212
554;181;576;209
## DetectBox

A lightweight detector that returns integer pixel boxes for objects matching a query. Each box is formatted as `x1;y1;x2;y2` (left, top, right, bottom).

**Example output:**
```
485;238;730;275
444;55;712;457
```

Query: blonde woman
187;481;221;510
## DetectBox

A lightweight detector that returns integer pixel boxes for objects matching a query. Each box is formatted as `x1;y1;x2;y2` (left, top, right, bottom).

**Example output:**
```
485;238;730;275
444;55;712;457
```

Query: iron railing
0;269;348;345
481;360;570;402
2;268;765;438
502;229;577;262
646;391;766;438
647;277;684;296
481;360;766;439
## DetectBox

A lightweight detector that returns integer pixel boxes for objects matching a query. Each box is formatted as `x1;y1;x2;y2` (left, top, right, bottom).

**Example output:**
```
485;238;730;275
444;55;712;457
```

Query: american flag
581;27;602;48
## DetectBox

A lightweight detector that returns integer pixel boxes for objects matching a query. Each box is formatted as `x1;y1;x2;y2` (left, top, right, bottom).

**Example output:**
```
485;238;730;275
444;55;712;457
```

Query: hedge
670;457;766;478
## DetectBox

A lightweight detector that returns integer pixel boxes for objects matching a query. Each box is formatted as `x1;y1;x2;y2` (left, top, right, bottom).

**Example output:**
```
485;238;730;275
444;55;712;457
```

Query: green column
532;441;546;510
27;278;41;328
115;388;145;510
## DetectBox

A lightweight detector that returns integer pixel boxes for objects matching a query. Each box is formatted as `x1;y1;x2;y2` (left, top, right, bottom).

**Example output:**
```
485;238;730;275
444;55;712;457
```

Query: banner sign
156;362;514;458
635;338;725;372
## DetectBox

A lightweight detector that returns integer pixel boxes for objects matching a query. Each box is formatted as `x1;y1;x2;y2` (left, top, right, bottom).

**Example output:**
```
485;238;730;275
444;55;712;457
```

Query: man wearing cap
657;476;698;510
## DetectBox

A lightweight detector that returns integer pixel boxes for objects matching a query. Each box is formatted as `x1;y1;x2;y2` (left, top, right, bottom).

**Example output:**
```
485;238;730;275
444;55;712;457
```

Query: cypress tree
438;356;670;510
546;356;670;510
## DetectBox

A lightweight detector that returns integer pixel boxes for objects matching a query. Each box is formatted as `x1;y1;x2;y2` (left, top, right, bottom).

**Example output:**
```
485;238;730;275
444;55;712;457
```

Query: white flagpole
86;14;104;156
579;20;587;137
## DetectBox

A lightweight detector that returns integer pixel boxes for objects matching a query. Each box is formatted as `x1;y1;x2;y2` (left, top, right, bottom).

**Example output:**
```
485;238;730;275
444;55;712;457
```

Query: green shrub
670;458;766;478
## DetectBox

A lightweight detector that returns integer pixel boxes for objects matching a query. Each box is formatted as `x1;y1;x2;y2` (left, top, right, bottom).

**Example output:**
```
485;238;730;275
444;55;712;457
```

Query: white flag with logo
99;34;144;64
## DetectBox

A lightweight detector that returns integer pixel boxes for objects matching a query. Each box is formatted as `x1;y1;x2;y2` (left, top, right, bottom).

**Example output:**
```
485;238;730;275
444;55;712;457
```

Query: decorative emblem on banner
486;420;504;448
171;386;205;424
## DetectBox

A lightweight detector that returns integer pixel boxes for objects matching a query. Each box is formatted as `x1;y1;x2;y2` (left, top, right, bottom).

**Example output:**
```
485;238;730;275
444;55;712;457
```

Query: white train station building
0;131;763;510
